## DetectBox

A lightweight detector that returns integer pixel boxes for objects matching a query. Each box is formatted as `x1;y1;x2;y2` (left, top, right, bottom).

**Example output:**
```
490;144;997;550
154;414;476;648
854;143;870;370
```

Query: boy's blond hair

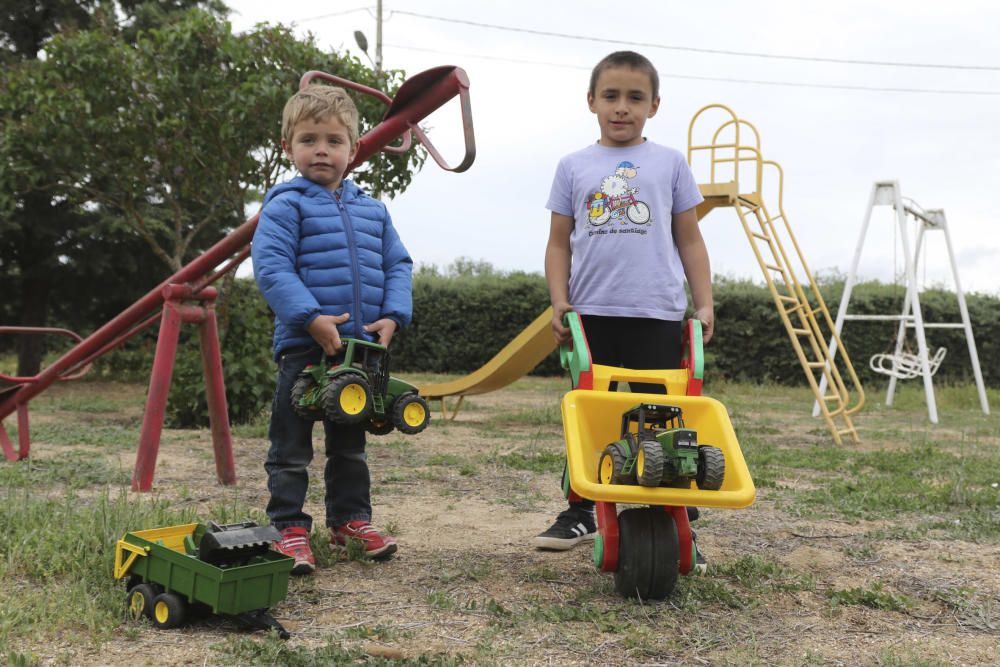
281;84;360;146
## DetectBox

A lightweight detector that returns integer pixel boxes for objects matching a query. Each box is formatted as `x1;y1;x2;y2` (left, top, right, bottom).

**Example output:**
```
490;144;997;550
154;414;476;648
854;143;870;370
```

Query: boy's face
588;66;660;148
282;115;358;191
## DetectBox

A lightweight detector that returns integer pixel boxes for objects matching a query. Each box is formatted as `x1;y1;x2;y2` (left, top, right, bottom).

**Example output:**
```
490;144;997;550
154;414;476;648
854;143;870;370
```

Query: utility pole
375;0;383;87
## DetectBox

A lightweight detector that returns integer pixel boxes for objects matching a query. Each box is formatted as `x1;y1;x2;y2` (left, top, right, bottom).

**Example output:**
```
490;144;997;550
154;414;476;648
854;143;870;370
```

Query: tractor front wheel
392;394;430;434
696;445;726;490
598;442;634;485
635;440;664;487
151;592;186;629
614;507;679;599
323;373;373;424
367;419;395;436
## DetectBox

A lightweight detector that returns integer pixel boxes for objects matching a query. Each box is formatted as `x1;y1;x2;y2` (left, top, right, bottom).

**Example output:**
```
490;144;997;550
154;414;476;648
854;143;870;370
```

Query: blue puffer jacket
251;176;413;359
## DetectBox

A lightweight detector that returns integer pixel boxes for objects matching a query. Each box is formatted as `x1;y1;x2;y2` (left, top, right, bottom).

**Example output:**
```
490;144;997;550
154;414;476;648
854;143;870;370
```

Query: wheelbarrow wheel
151;592;186;630
323;372;373;424
696;445;726;491
614;507;679;600
598;442;634;485
635;440;665;487
290;374;322;421
126;583;156;620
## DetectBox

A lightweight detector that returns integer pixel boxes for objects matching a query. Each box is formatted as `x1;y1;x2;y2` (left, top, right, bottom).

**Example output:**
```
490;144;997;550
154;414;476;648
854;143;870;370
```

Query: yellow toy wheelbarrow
559;313;755;599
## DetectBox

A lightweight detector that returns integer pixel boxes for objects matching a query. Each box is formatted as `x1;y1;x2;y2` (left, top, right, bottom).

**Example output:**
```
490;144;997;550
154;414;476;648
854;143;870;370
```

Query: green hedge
98;272;999;427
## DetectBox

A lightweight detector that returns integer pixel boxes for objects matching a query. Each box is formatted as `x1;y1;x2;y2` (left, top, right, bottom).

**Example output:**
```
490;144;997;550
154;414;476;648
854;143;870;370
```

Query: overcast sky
227;1;1000;298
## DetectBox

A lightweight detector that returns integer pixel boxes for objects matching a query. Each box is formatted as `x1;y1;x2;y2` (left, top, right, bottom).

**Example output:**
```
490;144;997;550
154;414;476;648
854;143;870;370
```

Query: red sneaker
331;520;397;559
272;526;315;575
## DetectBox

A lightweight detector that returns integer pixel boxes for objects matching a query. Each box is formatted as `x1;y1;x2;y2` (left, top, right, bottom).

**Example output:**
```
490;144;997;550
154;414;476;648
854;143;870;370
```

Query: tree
0;5;425;375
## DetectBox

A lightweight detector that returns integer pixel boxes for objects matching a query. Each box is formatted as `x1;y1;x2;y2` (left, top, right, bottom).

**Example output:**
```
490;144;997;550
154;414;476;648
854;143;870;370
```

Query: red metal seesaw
0;66;475;490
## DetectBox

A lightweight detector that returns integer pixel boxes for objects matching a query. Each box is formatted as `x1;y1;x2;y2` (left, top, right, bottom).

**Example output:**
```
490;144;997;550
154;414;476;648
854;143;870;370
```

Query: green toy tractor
290;338;430;436
598;403;725;490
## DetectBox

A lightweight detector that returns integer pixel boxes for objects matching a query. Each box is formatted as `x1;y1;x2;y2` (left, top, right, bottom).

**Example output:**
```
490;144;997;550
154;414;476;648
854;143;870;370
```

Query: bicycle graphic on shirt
586;173;651;226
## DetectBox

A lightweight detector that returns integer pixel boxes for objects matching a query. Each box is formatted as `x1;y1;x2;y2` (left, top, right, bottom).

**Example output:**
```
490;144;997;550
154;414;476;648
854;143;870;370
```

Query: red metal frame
0;66;475;489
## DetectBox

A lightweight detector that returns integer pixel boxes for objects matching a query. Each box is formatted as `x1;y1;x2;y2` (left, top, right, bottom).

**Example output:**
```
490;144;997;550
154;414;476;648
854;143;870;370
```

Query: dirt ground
9;378;1000;666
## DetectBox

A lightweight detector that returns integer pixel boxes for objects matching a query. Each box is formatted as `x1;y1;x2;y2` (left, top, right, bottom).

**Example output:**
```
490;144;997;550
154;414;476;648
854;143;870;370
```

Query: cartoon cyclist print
586;161;651;226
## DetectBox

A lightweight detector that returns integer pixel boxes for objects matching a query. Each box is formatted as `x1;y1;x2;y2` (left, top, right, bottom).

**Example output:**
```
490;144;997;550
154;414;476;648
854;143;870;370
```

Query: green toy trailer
599;403;725;490
114;521;294;638
291;338;430;436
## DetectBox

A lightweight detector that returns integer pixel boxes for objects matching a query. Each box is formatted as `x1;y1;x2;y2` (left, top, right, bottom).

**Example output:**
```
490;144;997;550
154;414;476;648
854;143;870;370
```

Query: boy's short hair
281;84;360;146
588;51;660;99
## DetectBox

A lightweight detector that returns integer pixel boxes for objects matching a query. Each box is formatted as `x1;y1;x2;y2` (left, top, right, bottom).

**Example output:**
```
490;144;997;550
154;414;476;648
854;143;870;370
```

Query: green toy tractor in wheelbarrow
599;403;725;490
290;338;430;436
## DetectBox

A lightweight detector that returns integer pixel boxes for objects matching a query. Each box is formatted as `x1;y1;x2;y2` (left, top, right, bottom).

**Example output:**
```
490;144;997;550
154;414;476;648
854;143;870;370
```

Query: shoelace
280;535;310;553
344;523;379;538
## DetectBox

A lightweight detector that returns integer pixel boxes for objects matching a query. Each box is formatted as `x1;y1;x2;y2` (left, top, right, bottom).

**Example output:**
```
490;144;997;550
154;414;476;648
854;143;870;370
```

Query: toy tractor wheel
635;440;665;487
291;374;322;421
393;393;430;434
323;372;373;424
367;419;395;436
696;445;726;491
598;442;634;485
151;592;186;629
614;507;679;600
126;583;157;620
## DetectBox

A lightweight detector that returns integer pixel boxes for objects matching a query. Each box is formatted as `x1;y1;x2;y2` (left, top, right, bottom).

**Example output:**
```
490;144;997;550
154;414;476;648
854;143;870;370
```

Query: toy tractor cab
291;338;429;436
599;403;725;491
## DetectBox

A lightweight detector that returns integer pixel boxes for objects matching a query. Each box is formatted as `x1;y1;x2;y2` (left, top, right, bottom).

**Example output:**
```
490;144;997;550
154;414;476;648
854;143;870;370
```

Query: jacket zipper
335;191;364;339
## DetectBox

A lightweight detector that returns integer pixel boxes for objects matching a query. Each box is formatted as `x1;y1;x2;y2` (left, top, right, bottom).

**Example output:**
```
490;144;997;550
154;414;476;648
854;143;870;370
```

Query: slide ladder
688;104;864;445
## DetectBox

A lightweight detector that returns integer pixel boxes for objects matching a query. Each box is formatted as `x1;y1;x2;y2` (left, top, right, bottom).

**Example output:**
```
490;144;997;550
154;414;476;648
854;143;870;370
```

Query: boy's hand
551;302;574;345
364;318;398;347
693;306;715;345
307;313;350;355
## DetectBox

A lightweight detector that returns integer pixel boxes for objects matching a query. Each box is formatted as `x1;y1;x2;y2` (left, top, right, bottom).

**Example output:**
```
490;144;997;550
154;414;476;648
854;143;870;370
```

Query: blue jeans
265;346;372;531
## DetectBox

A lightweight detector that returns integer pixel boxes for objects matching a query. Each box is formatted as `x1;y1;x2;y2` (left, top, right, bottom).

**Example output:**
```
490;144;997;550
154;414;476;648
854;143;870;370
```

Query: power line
390;9;1000;72
387;43;1000;96
290;5;372;26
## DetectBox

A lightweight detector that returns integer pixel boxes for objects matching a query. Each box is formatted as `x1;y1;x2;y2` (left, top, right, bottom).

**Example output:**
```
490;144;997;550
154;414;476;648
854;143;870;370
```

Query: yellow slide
418;307;556;411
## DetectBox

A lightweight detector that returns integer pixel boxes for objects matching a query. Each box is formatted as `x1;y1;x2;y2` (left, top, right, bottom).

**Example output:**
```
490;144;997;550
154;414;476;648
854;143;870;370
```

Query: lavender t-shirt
546;141;704;320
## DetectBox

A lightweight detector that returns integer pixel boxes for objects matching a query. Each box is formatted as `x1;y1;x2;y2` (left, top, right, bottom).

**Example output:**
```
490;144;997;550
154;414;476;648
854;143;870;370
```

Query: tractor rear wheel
696;445;726;490
323;373;373;424
635;440;664;487
614;507;679;600
126;583;156;620
151;592;186;629
392;394;430;434
291;375;322;421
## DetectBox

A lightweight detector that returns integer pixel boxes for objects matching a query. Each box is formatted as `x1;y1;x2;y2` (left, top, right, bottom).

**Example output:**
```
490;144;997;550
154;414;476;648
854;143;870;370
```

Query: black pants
567;315;686;517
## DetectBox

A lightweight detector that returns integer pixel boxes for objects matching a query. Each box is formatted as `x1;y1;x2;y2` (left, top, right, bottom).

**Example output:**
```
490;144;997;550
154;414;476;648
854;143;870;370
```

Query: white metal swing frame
815;181;989;424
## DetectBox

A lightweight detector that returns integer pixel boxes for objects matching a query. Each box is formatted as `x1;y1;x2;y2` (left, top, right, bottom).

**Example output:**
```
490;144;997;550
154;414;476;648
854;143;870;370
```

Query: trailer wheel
323;373;372;424
614;507;679;600
151;592;186;630
696;445;726;491
366;419;394;436
598;442;634;485
635;440;665;487
291;375;322;421
126;583;156;620
392;394;430;434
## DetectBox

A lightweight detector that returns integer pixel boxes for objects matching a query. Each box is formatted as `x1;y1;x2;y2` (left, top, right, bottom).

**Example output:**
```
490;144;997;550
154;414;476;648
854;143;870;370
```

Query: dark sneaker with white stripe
533;510;597;550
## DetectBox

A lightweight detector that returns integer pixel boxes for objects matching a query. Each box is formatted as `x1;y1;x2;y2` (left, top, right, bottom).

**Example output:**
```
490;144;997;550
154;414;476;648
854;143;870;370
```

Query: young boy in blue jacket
252;84;413;575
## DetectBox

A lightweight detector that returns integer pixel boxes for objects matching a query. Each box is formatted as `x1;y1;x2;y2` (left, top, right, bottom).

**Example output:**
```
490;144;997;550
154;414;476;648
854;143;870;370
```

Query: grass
0;376;997;666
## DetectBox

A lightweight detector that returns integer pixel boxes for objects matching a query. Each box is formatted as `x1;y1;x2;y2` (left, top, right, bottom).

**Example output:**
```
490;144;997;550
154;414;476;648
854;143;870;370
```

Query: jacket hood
262;176;364;206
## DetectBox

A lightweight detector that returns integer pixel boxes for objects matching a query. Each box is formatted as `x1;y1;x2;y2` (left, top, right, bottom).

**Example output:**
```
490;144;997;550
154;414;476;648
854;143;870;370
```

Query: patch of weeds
458;463;478;476
464;597;509;619
436;556;494;584
38;394;134;413
877;645;953;667
342;623;413;641
841;544;880;564
523;599;623;632
426;590;455;609
28;421;139;450
0;452;127;489
217;633;466;666
486;406;560;427
426;453;461;466
826;582;911;611
521;564;564;583
931;586;998;632
673;575;752;610
714;555;815;593
489;448;564;474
